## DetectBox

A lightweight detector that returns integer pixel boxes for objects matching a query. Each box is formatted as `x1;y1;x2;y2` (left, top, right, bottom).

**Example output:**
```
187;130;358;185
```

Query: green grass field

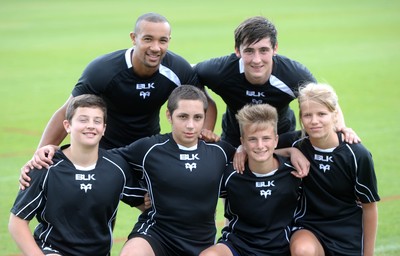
1;0;399;255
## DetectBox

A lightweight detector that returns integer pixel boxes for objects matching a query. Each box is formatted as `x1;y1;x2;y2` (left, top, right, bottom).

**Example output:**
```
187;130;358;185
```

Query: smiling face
241;123;278;164
167;99;205;148
64;107;106;148
235;37;277;85
130;20;171;77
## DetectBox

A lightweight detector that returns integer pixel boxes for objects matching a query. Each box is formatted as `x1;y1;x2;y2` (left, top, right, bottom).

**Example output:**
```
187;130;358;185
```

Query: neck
248;156;278;174
131;54;158;78
309;131;339;149
63;144;99;167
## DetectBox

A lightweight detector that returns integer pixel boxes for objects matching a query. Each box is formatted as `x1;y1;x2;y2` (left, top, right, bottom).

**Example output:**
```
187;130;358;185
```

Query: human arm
20;145;60;190
362;202;378;256
232;146;246;173
233;145;309;177
274;147;309;178
8;214;45;256
336;104;361;144
19;96;72;189
198;87;221;142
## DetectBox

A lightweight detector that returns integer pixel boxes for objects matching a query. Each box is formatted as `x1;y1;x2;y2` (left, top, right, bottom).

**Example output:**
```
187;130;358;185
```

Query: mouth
83;132;97;137
146;52;161;62
309;127;322;132
251;64;264;70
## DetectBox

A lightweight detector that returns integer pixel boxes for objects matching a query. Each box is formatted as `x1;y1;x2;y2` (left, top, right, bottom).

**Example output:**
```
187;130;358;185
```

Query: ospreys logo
76;173;95;193
180;153;199;172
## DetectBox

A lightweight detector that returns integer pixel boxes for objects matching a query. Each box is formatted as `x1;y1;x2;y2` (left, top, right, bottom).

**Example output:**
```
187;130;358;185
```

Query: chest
45;165;125;207
142;147;228;192
105;72;177;111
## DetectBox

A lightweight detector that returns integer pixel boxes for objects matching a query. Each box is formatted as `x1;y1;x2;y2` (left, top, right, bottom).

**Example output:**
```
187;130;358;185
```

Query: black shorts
128;233;170;256
292;226;361;256
218;240;241;256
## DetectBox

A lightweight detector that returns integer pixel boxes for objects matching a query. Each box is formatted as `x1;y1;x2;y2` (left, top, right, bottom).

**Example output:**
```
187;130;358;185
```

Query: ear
274;134;279;148
333;111;339;125
63;120;71;134
166;109;172;124
102;124;106;136
130;32;136;45
273;42;278;56
240;137;246;151
234;47;241;58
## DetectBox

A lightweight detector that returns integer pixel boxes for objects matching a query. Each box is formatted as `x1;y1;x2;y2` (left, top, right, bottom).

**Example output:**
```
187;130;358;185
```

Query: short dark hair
134;12;170;33
234;16;278;49
65;94;107;123
167;85;208;115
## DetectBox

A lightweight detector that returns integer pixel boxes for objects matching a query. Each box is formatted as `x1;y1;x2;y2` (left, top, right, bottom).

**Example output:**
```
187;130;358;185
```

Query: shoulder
194;53;238;76
273;54;316;83
277;130;303;149
161;51;196;84
86;49;127;69
79;49;129;84
100;148;129;164
200;140;236;157
162;51;192;69
275;153;292;166
341;142;372;159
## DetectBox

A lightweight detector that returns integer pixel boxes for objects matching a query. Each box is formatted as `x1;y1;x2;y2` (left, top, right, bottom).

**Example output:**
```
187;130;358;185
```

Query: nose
150;41;161;52
86;120;95;129
185;119;194;129
256;139;264;148
252;51;262;63
311;114;319;124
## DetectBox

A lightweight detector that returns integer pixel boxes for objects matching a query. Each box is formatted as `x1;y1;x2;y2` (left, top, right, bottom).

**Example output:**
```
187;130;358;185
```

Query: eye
79;118;88;123
160;38;169;44
194;115;204;121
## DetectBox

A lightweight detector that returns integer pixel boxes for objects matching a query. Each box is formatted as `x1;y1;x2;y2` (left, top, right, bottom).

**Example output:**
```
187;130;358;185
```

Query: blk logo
314;154;333;162
75;174;95;181
246;91;265;97
136;83;155;90
180;154;200;161
256;181;275;188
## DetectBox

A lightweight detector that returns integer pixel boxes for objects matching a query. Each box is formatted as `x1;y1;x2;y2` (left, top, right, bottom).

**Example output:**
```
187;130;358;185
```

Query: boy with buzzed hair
113;85;236;256
9;94;146;256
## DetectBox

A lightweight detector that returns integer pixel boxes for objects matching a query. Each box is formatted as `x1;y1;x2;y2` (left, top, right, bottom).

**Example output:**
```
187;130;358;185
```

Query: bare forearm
38;113;67;148
362;202;378;256
203;89;217;131
8;214;45;256
37;96;72;148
